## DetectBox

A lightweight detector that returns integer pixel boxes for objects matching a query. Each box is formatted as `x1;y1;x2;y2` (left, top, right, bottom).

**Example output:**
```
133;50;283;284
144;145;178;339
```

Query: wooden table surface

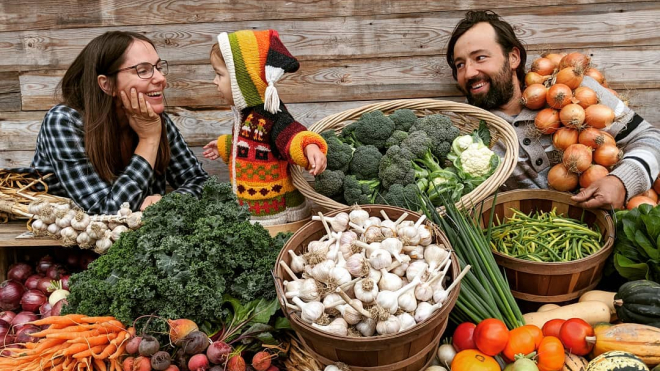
0;220;63;248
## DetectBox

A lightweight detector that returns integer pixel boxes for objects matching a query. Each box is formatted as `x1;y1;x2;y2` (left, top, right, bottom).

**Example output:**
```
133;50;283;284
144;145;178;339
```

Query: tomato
451;349;501;371
502;326;536;361
558;318;594;356
522;324;543;349
474;318;510;356
537;336;565;371
453;322;477;352
542;319;565;338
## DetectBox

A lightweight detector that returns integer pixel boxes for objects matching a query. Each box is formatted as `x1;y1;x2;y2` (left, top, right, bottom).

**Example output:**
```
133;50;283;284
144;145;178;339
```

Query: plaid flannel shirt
28;104;208;214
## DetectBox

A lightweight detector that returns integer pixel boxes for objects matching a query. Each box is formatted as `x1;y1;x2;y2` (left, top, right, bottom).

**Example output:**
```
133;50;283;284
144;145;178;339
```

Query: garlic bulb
354;278;378;304
39;204;57;224
28;200;46;215
330;266;352;286
47;223;61;236
391;260;409;277
424;244;450;273
31;219;47;235
311;260;335;282
433;288;449;304
86;221;108;240
348;206;369;227
76;232;94;249
363;226;385;243
397;289;418;312
367;216;382;227
292;296;324;324
288;250;306;273
378;268;403;291
323;293;344;309
369;249;392;270
376;315;401;335
60;226;78;239
368;267;382;282
312;318;348;336
285;278;320;302
313;212;349;232
111;225;129;241
406;261;429;282
284;280;303;294
406;245;425;260
55;210;74;228
118;202;132;217
326;232;342;261
336;299;364;325
397;312;417;332
94;230;114;254
345;253;368;278
418;225;433;246
414;301;442;323
127;211;142;229
70;211;91;231
376;272;422;313
356;317;376;337
381;237;404;262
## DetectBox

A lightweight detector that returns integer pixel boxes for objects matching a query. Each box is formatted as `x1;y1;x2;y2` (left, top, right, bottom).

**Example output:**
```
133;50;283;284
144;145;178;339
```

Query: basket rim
291;98;519;213
273;204;461;343
481;189;615;267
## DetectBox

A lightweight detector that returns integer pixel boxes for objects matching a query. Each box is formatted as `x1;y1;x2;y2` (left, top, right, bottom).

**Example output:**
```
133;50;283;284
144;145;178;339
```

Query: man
446;10;660;209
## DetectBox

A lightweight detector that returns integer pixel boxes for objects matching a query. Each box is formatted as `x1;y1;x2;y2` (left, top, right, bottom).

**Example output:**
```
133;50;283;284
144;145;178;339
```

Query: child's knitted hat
217;30;299;114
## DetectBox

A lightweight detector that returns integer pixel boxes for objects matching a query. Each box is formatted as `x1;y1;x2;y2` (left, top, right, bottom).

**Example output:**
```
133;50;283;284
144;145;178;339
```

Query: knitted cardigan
216;103;327;226
491;76;660;200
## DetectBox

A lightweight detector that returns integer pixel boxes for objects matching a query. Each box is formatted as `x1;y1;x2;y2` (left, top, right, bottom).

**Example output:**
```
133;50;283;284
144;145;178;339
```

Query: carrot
73;345;105;359
107;332;130;360
31;324;97;338
79;316;118;324
46;328;109;340
60;343;93;357
30;314;87;326
32;338;68;355
69;332;117;346
93;357;108;371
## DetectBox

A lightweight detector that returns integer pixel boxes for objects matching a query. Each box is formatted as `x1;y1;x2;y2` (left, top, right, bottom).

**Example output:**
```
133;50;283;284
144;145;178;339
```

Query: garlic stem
335;286;372;318
317;212;333;237
380;210;391;221
348;222;365;233
443;265;471;297
414;214;427;228
393;212;409;226
279;260;299;281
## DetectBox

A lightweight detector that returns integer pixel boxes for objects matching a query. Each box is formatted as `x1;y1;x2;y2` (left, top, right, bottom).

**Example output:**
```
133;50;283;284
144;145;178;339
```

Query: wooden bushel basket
478;189;615;303
274;205;460;371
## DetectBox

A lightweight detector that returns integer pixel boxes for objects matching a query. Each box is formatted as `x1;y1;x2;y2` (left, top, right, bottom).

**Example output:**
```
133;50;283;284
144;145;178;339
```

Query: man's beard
458;60;515;111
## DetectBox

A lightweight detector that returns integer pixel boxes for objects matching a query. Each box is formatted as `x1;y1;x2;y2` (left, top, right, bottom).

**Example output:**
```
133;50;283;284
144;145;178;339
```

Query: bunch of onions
579;128;615;149
555;66;584;90
563;144;593;173
548;163;579;192
525;72;550;86
559;104;586;129
552;127;579;151
531;57;555;76
546;84;573;109
559;52;591;70
594;144;623;167
579;164;609;188
521;84;548;110
534;108;560;134
585;104;615;129
574;86;599;109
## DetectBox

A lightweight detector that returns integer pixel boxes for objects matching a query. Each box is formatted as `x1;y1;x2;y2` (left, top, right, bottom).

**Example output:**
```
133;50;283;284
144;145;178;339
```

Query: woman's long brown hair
58;31;170;183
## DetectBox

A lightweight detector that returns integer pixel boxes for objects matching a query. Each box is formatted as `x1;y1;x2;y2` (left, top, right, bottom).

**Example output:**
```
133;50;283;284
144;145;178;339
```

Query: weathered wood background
1;1;659;180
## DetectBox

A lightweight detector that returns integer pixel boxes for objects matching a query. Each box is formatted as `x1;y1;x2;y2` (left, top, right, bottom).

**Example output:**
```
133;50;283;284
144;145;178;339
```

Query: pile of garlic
280;207;470;338
28;201;142;254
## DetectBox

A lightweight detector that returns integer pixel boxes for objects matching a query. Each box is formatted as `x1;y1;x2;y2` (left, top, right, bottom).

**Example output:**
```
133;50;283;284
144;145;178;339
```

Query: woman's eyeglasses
109;60;168;79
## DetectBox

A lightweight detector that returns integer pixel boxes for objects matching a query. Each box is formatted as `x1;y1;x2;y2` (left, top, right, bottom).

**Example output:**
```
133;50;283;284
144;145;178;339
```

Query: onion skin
585;68;606;85
627;195;657;210
563;144;593;173
548;164;579;192
559;52;591;70
531;57;555;76
543;53;565;68
579;165;609;188
552;127;579;151
639;189;658;203
0;280;27;311
579;128;612;149
21;289;47;312
522;84;548;110
525;72;550;86
555;67;584;90
585;104;615;129
546;84;573;109
534;108;560;134
559;104;586;129
574;86;599;109
593;144;622;167
7;263;34;284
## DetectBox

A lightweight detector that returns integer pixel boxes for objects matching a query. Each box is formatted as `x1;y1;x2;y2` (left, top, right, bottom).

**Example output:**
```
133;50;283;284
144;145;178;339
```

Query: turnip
188;354;210;371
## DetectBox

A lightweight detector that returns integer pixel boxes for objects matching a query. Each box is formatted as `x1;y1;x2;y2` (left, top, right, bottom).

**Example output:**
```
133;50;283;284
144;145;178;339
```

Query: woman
30;31;208;214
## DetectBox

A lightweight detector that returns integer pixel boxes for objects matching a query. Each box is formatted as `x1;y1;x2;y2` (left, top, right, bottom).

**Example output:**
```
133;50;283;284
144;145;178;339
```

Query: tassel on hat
217;29;299;113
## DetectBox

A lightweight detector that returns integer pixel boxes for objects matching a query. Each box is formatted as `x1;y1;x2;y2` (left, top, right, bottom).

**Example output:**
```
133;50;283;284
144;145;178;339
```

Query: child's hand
304;144;327;176
202;140;220;160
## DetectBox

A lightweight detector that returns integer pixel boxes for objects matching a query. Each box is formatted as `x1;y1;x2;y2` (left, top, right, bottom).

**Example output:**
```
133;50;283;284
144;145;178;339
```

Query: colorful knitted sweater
216;105;326;225
215;30;327;226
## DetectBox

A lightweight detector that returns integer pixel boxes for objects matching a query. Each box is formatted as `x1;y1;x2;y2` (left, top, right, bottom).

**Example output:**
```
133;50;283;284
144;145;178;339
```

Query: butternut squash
523;301;611;328
538;304;561;312
579;290;616;314
592;322;660;367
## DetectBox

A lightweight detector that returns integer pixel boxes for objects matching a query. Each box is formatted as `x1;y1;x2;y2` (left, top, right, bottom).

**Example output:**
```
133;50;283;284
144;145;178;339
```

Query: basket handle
271;270;295;321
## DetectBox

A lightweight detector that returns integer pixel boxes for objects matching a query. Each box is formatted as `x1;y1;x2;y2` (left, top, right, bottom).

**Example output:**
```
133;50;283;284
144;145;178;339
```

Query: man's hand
571;175;626;209
140;194;163;211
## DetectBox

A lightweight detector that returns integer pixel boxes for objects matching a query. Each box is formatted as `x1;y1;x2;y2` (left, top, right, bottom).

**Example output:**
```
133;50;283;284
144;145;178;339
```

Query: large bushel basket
478;189;615;306
291;99;519;212
274;205;461;371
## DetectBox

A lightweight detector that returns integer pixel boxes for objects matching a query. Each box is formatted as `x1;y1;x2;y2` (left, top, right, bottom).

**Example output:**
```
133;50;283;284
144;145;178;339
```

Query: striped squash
586;351;649;371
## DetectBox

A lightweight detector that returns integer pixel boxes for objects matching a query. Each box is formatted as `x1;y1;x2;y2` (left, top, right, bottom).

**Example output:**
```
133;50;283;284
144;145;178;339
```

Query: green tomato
512;358;539;371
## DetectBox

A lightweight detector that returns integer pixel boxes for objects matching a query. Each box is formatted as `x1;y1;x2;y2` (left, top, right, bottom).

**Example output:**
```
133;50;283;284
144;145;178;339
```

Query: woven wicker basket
291;99;519;212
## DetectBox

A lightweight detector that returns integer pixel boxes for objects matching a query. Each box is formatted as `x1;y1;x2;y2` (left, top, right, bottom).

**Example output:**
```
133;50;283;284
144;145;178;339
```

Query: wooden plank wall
1;1;659;180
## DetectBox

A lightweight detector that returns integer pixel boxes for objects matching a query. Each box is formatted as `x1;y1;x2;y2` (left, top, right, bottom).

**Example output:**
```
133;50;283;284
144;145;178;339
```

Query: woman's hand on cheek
304;144;327;175
120;88;161;141
140;194;162;211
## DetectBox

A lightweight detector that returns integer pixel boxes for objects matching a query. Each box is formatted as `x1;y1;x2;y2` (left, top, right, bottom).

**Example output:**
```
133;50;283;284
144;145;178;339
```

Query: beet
152;351;172;371
138;334;159;357
182;330;209;355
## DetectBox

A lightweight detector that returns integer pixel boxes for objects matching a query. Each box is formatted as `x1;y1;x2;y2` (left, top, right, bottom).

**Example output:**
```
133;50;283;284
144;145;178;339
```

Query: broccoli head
320;130;354;172
378;145;417;190
389;109;418;132
410;114;460;161
314;169;345;198
385;130;409;149
401;131;443;173
349;145;382;180
339;121;361;147
343;175;381;205
352;111;396;150
379;183;422;211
